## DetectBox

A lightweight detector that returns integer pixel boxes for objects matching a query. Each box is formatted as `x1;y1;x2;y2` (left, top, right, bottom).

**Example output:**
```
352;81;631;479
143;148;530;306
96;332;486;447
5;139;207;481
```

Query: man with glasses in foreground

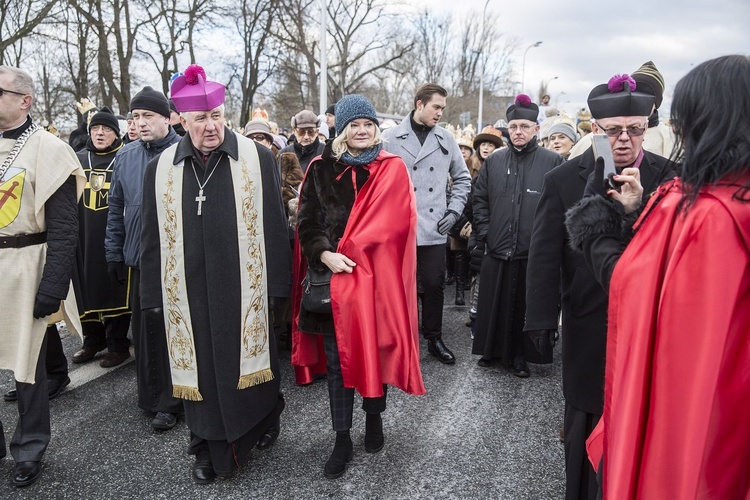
524;74;670;500
470;94;563;376
0;65;85;487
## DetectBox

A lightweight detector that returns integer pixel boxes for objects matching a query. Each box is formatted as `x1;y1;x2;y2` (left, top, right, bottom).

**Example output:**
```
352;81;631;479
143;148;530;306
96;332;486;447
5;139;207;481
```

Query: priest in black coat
524;74;671;500
140;65;291;484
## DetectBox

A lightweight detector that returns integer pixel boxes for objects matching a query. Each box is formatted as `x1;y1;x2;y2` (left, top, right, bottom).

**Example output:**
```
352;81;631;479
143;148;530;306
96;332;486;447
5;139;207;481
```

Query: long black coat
140;130;291;442
525;147;670;415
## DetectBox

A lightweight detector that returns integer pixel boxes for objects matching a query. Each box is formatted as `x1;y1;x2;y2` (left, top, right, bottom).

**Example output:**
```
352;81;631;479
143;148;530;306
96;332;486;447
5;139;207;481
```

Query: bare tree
0;0;58;65
225;0;277;124
411;9;451;85
69;0;146;112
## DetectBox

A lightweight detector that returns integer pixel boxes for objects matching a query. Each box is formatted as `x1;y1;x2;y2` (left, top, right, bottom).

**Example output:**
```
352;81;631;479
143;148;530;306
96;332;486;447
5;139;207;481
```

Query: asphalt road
0;295;565;499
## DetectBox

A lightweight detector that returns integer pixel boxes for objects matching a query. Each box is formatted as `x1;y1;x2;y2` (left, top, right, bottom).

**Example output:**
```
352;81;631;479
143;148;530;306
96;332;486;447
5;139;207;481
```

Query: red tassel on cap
608;74;636;93
515;94;532;107
184;64;206;85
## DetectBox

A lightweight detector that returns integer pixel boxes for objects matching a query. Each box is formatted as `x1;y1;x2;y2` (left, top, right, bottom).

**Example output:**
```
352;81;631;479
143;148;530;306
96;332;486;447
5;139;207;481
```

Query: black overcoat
524;147;670;415
140;129;291;442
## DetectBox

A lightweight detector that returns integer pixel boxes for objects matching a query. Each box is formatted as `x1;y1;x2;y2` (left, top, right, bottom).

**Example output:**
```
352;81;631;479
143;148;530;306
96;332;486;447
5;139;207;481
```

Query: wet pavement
0;296;565;499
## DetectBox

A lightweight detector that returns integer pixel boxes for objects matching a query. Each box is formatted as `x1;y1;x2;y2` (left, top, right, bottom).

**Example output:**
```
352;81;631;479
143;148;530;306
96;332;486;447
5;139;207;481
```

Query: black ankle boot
364;413;384;453
324;430;353;479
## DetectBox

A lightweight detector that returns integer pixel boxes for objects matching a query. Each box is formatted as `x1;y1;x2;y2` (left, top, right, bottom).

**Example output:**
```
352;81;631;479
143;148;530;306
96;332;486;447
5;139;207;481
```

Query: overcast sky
411;0;750;120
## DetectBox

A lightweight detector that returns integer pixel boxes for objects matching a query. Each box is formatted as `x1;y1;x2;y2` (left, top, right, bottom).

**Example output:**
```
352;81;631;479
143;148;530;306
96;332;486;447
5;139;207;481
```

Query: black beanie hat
130;86;170;118
326;103;336;115
88;106;121;136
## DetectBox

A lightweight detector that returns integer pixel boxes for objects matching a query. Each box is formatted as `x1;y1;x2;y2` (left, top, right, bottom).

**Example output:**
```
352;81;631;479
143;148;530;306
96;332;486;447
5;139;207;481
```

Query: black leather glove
33;292;61;319
584;157;622;198
437;210;459;235
527;329;557;358
108;261;127;285
469;241;485;273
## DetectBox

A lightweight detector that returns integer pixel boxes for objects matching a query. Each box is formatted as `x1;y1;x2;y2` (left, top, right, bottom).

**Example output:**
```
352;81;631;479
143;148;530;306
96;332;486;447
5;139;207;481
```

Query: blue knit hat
335;94;379;133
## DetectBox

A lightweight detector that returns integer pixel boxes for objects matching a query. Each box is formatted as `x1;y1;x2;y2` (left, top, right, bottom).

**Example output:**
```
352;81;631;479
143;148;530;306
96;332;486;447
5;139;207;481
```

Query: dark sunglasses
248;134;270;142
598;125;646;138
0;87;27;97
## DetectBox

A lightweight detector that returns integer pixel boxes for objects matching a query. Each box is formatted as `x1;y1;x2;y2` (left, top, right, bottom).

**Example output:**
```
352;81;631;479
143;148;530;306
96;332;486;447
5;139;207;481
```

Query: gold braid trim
237;368;275;390
172;385;203;401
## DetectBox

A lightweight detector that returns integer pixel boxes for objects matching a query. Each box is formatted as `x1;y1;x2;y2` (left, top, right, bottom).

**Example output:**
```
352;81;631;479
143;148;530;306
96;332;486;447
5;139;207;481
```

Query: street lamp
521;41;542;96
476;0;491;131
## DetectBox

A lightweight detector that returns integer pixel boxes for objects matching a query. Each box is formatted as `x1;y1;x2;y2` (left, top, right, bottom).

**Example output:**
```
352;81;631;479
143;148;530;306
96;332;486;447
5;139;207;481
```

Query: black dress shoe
427;338;456;364
13;461;41;487
256;423;280;450
192;459;216;485
512;357;530;378
5;376;71;403
48;377;71;400
477;357;494;367
99;351;130;368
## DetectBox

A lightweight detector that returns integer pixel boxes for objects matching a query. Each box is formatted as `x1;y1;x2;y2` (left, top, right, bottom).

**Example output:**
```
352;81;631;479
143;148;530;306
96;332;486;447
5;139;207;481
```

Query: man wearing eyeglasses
524;75;670;500
278;110;324;173
471;94;563;377
0;65;86;487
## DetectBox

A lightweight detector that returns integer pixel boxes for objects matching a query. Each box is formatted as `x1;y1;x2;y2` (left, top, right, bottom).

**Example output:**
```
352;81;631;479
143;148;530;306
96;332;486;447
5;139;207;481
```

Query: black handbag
301;266;333;314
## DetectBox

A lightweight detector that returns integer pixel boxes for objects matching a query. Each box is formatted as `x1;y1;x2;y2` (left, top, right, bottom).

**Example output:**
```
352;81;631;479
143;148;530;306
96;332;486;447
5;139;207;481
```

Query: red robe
587;179;750;499
291;150;426;398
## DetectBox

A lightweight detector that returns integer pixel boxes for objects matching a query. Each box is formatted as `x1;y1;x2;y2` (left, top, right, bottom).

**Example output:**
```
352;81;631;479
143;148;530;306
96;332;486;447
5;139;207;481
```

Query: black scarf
294;137;322;159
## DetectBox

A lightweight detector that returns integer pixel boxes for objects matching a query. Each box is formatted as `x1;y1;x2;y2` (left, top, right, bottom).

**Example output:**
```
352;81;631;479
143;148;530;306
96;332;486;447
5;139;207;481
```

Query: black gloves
33;292;61;319
108;261;127;285
437;210;459;235
470;241;485;273
527;329;557;358
584;157;622;198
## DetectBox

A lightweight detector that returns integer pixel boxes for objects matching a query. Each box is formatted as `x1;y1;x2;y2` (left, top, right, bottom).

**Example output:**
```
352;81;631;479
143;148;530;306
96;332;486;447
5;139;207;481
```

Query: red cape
291;150;425;397
587;179;750;498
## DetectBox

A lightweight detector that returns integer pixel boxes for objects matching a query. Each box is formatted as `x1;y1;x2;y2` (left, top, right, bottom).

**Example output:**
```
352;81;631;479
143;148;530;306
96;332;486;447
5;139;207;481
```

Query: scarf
340;143;382;167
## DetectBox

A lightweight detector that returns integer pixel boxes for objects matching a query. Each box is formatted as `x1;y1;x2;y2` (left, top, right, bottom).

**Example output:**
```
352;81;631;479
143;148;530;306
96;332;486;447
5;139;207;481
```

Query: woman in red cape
565;54;750;498
291;94;425;480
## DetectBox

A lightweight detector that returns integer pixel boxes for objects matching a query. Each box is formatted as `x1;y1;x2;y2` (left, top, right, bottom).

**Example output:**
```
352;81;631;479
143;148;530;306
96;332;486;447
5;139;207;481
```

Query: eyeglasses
248;134;269;142
0;87;27;97
507;123;534;132
295;128;318;137
597;125;646;138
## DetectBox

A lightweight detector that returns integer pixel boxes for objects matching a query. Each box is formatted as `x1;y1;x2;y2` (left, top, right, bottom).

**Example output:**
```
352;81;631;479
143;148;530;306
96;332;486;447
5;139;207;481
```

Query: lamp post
476;0;491;131
319;0;328;115
520;41;542;96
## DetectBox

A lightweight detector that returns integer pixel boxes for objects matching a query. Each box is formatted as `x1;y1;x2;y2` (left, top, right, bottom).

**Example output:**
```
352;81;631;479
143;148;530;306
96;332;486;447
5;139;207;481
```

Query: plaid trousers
322;335;386;432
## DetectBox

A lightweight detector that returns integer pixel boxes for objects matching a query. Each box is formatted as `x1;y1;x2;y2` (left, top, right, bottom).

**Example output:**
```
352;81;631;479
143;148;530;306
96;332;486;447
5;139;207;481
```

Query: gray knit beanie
335;94;379;133
548;122;578;143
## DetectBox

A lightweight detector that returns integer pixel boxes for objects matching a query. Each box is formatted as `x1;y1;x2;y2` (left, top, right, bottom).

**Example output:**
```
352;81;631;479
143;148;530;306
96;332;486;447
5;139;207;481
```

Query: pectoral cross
195;189;206;216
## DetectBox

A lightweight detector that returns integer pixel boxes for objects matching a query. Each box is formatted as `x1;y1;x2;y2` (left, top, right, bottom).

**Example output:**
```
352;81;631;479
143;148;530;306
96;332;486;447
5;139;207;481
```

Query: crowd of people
0;53;748;499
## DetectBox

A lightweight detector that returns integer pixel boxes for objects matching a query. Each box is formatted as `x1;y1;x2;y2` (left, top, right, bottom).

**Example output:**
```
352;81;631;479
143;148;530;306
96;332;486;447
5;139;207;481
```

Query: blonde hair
331;121;382;159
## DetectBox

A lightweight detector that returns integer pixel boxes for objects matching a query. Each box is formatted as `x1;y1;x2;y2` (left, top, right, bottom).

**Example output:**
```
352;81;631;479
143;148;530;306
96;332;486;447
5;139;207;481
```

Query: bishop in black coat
140;127;291;477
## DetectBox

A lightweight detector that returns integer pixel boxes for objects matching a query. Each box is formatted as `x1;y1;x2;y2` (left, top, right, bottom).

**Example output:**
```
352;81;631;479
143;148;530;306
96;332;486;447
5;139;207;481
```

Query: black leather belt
0;231;47;248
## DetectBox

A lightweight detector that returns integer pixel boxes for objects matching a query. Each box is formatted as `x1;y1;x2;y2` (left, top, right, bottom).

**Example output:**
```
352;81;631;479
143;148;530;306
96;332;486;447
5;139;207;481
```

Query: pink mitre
170;64;226;112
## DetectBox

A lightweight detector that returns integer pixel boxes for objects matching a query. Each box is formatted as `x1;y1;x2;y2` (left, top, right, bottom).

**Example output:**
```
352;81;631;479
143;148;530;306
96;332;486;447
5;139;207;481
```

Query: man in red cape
585;180;750;498
291;149;425;398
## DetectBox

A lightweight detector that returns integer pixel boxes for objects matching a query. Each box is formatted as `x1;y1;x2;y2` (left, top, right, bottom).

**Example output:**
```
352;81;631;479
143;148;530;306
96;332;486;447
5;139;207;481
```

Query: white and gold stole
154;135;272;401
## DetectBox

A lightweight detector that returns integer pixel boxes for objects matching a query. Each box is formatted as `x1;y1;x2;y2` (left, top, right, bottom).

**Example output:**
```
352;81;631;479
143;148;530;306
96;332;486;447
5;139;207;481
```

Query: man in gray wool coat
382;83;471;364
